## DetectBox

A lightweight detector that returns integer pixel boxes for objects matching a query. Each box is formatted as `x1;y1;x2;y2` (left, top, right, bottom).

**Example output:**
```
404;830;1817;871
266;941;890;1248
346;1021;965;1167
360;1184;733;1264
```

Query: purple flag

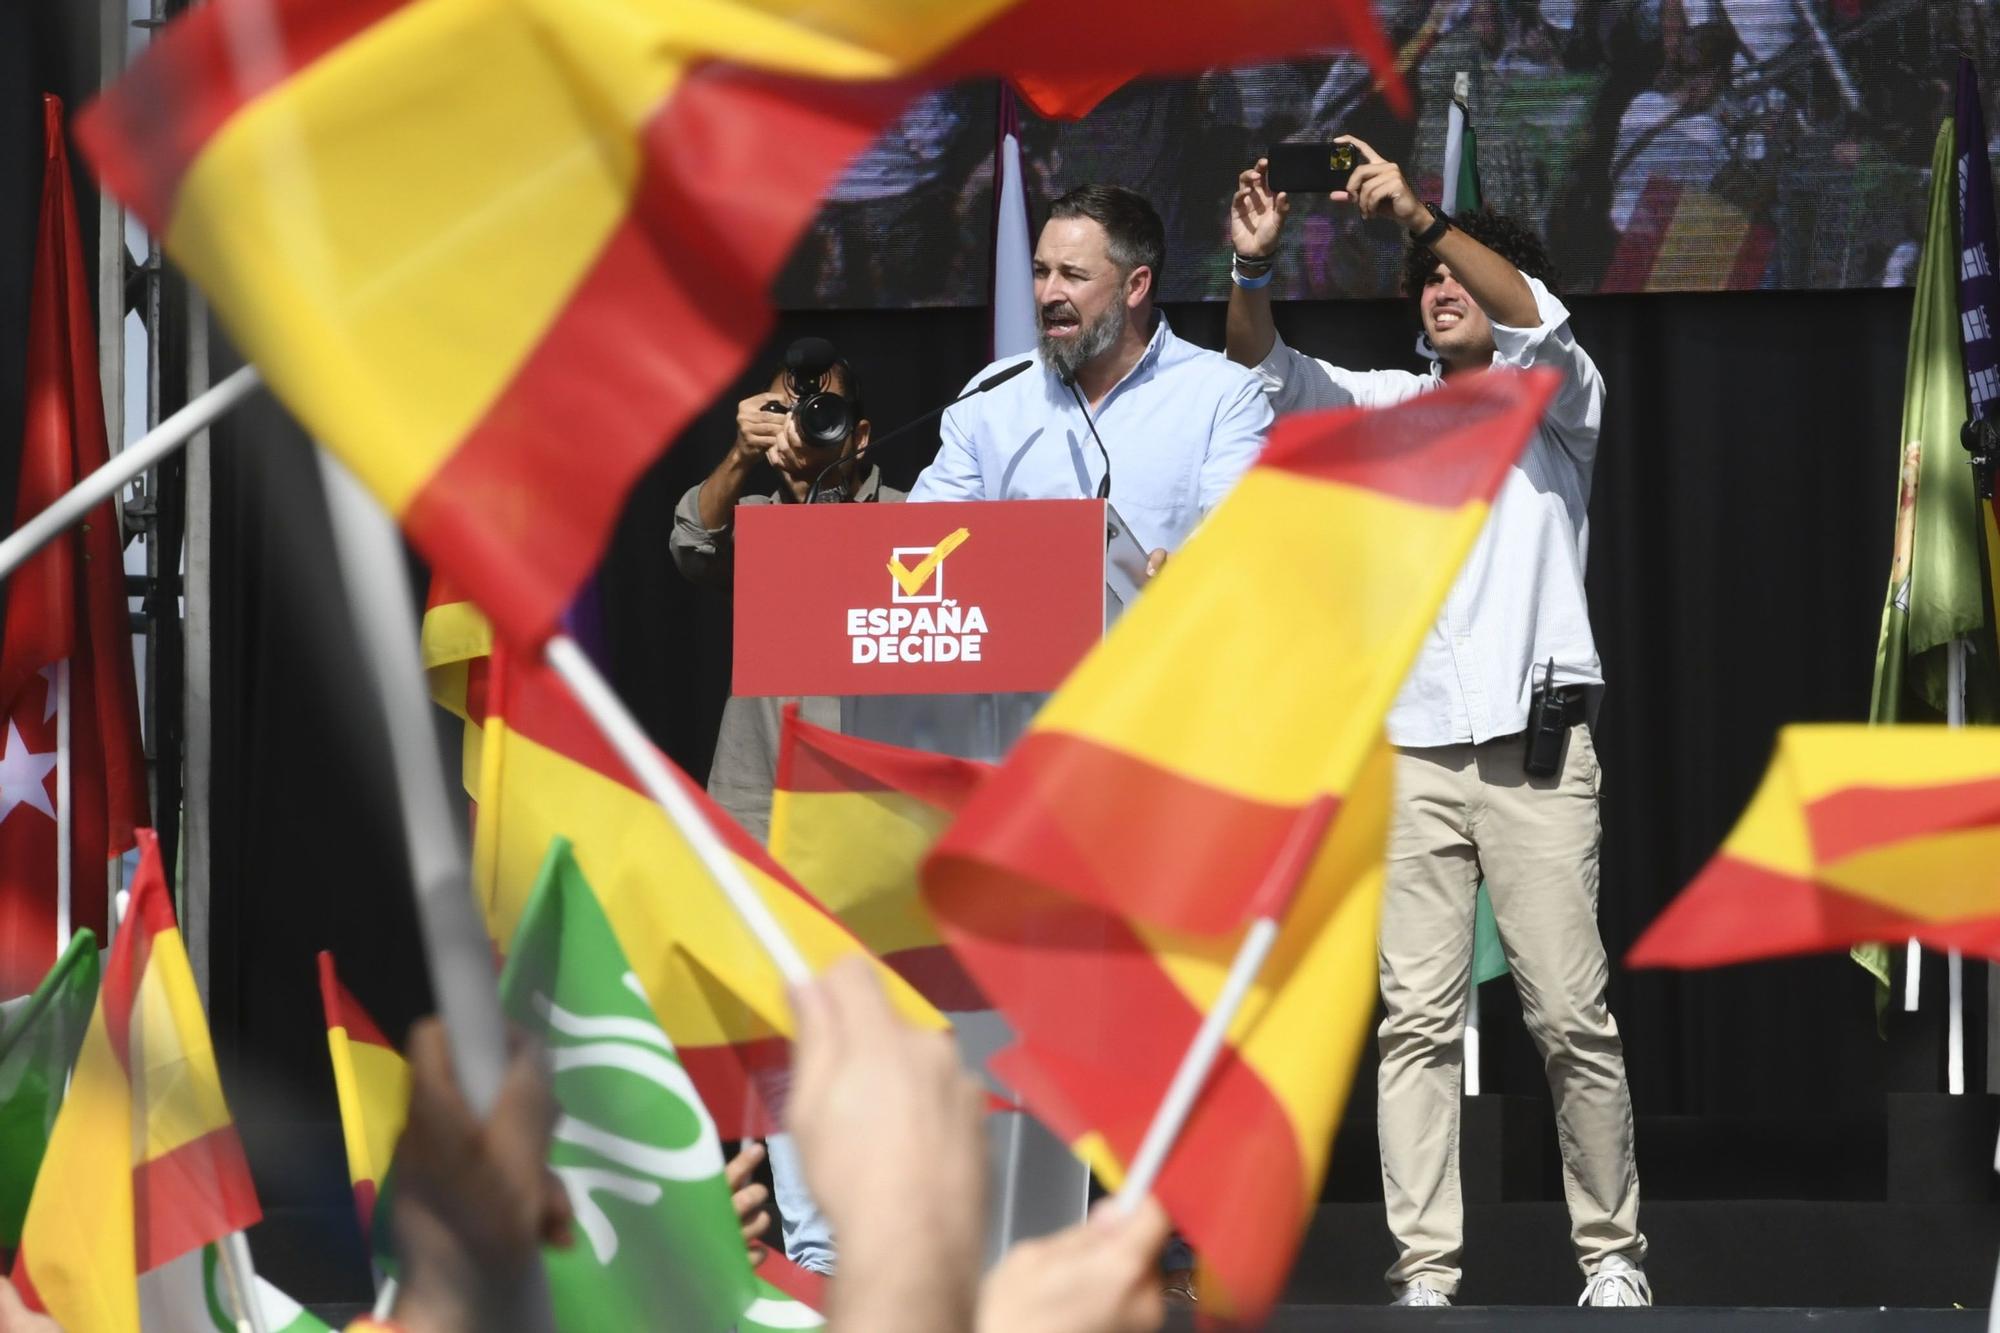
1956;58;2000;420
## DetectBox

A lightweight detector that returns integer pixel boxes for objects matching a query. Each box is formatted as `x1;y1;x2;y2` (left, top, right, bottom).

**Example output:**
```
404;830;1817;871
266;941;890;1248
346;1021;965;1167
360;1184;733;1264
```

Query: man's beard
1039;300;1126;383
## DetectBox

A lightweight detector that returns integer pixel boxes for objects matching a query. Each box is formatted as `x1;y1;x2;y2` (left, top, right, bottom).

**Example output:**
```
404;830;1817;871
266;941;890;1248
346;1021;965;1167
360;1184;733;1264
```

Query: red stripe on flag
1803;777;2000;866
1626;856;1980;969
679;1035;789;1141
933;882;1309;1316
928;731;1336;937
74;0;419;234
318;951;395;1049
101;831;170;1071
354;1177;379;1237
1254;368;1559;509
132;1125;262;1273
1600;177;1679;294
778;706;990;805
883;943;988;1013
1729;223;1775;288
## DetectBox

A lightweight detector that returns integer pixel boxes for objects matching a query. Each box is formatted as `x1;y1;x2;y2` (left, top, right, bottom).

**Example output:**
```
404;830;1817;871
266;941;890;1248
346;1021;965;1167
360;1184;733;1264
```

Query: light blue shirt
909;315;1273;553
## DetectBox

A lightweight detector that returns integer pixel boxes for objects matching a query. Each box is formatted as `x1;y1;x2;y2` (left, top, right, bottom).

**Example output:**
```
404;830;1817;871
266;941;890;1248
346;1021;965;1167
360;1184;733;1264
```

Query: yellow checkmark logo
887;527;971;597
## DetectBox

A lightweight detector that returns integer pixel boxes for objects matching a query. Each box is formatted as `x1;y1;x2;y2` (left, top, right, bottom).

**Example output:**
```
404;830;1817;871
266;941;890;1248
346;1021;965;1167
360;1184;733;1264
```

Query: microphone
806;359;1034;503
1061;372;1113;501
785;336;838;390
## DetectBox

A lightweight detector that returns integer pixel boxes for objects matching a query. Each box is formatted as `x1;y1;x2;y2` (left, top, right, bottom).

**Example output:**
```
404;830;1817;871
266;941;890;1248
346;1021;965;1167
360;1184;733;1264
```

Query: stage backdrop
779;2;1975;307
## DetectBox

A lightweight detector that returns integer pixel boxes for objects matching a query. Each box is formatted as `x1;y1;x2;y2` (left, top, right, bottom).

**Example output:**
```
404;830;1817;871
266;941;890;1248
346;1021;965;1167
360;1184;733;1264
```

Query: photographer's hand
698;391;792;529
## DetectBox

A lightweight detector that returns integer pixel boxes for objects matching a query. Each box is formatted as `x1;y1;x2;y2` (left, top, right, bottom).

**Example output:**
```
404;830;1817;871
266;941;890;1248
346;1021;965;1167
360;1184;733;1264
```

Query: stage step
1174;1310;1985;1332
1287;1201;2000;1308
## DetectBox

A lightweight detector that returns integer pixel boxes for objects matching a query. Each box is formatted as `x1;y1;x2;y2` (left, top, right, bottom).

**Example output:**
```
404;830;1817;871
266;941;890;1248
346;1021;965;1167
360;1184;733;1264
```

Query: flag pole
1111;796;1337;1210
1949;638;1968;1093
542;636;814;985
1442;70;1481;1100
54;661;70;954
313;450;556;1329
0;365;259;589
218;1231;269;1333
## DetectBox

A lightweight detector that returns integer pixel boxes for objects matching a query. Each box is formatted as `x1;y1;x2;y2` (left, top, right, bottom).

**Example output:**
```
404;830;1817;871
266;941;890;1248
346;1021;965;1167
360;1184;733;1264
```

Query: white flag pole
313;450;555;1330
1442;71;1481;1100
1111;797;1336;1210
217;1232;269;1333
542;636;813;986
1905;937;1923;1013
54;660;71;954
0;366;259;590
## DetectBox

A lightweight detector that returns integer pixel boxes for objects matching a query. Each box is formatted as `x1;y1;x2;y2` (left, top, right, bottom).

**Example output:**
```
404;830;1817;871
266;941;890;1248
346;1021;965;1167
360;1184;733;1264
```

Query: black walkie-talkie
1524;657;1568;779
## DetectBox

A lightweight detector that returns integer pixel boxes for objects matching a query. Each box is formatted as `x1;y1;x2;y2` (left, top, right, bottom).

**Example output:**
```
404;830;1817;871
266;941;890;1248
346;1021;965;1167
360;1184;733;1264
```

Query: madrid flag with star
0;98;148;996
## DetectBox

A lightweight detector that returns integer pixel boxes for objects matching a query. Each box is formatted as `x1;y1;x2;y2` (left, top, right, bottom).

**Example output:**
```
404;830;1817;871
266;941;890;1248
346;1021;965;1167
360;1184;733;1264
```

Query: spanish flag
76;0;1396;650
1630;726;2000;968
770;706;989;1012
923;370;1559;1319
11;830;261;1332
316;952;409;1239
474;649;947;1136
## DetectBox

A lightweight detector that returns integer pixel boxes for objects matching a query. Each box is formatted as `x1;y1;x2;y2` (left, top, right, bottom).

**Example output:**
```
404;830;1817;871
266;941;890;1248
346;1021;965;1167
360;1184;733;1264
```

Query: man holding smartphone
1224;139;1648;1308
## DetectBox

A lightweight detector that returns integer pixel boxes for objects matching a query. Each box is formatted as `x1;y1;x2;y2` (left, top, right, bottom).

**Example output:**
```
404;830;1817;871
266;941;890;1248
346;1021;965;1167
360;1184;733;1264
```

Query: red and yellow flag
923;371;1558;1320
1630;726;2000;968
474;650;947;1136
317;952;409;1239
771;706;989;1011
76;0;1396;650
11;830;261;1331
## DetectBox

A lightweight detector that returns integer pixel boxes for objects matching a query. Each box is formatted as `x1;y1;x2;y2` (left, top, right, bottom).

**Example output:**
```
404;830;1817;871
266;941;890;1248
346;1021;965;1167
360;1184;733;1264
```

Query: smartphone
1266;142;1358;196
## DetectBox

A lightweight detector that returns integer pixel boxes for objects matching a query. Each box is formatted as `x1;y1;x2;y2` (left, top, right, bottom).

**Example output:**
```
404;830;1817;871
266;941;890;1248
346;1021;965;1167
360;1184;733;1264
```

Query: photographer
670;342;893;1280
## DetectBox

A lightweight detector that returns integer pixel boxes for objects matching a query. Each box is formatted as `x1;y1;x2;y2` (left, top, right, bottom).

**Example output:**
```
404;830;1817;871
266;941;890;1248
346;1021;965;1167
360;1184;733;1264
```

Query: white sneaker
1578;1254;1652;1307
1392;1281;1452;1307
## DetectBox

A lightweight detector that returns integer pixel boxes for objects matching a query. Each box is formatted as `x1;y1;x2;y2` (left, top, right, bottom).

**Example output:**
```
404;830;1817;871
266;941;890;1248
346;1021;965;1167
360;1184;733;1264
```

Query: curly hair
1401;206;1559;319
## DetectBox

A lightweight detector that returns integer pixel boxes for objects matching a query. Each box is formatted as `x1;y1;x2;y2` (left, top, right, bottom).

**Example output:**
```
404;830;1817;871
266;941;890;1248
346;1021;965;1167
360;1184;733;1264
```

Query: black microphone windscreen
786;336;838;381
980;360;1036;392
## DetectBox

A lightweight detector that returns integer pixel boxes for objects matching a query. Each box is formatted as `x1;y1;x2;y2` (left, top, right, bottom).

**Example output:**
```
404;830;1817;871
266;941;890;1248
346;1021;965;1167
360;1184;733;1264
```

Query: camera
769;336;853;448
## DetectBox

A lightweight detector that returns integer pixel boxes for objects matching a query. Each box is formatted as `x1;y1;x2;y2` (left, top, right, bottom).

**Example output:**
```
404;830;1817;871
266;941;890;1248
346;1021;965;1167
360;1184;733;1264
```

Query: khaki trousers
1377;725;1645;1296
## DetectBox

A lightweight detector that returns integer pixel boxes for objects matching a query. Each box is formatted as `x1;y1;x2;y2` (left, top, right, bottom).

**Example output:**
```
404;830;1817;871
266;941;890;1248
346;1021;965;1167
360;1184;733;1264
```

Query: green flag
0;929;99;1245
500;837;824;1331
1854;121;2000;996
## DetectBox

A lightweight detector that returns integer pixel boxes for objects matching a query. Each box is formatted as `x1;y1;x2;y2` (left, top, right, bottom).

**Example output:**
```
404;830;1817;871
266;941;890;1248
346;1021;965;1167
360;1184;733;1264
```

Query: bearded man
910;184;1270;577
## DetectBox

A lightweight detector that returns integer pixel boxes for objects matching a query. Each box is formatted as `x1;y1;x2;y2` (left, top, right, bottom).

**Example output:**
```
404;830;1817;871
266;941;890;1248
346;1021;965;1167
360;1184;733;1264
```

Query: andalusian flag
11;830;261;1331
77;0;1396;651
141;1243;332;1333
317;952;409;1239
473;650;946;1136
0;929;99;1246
923;371;1558;1319
501;839;822;1330
1631;726;2000;968
770;707;988;1011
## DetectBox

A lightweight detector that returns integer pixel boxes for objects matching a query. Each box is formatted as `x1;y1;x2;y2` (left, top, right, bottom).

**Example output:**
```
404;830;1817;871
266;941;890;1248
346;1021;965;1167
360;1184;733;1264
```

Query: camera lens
793;391;852;447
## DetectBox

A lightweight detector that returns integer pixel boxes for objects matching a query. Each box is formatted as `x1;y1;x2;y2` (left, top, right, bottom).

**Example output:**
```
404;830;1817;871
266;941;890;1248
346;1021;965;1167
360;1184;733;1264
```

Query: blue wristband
1231;264;1274;290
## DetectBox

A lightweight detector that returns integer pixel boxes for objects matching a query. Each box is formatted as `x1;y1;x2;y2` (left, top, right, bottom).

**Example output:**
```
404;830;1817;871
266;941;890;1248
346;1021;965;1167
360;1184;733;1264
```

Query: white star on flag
0;720;58;826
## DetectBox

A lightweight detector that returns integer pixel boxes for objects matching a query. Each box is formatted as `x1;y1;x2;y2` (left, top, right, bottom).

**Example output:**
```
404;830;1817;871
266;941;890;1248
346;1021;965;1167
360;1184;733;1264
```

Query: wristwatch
1411;208;1453;247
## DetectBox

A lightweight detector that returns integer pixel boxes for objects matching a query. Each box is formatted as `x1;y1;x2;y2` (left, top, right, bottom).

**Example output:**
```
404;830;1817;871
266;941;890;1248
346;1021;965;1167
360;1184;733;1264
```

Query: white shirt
910;315;1272;554
1251;276;1607;748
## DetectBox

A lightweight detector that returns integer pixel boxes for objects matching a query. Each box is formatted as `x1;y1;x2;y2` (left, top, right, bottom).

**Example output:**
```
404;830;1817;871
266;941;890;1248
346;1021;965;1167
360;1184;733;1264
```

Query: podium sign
733;499;1107;698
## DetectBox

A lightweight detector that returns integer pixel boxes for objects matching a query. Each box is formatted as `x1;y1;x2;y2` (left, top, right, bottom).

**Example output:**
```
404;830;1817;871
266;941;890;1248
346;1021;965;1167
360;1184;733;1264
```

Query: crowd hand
1230;158;1289;260
788;959;987;1333
0;1280;59;1333
733;391;792;465
977;1198;1175;1333
1329;135;1430;231
727;1141;774;1256
767;412;827;481
388;1019;574;1333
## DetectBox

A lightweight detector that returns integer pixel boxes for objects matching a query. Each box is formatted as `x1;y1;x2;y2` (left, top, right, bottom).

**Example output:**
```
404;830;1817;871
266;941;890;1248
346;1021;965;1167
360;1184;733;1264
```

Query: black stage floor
1172;1310;1986;1331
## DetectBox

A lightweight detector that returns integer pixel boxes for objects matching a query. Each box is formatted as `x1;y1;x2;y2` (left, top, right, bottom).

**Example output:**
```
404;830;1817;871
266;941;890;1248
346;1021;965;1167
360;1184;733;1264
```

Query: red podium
734;498;1142;1258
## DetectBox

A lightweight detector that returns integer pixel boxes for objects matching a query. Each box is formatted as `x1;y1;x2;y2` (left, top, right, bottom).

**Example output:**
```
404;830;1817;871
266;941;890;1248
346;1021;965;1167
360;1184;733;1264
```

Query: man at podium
910;184;1271;566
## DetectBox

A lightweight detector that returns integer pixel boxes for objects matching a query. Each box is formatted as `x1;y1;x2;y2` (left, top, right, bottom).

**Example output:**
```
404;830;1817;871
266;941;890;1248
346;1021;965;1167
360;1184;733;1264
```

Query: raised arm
1225;158;1289;369
1333;135;1539;330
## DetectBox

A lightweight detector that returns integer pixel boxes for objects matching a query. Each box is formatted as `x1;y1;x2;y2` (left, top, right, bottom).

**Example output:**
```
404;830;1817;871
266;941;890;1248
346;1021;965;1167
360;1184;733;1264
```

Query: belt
1530;684;1589;727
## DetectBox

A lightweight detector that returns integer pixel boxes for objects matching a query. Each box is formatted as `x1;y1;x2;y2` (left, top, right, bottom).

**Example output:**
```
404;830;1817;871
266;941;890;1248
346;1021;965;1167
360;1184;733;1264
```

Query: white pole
1442;72;1469;215
1905;938;1923;1013
1113;914;1284;1208
542;635;813;985
0;365;258;590
1465;983;1482;1098
1948;639;1967;1093
54;661;70;953
217;1232;268;1333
